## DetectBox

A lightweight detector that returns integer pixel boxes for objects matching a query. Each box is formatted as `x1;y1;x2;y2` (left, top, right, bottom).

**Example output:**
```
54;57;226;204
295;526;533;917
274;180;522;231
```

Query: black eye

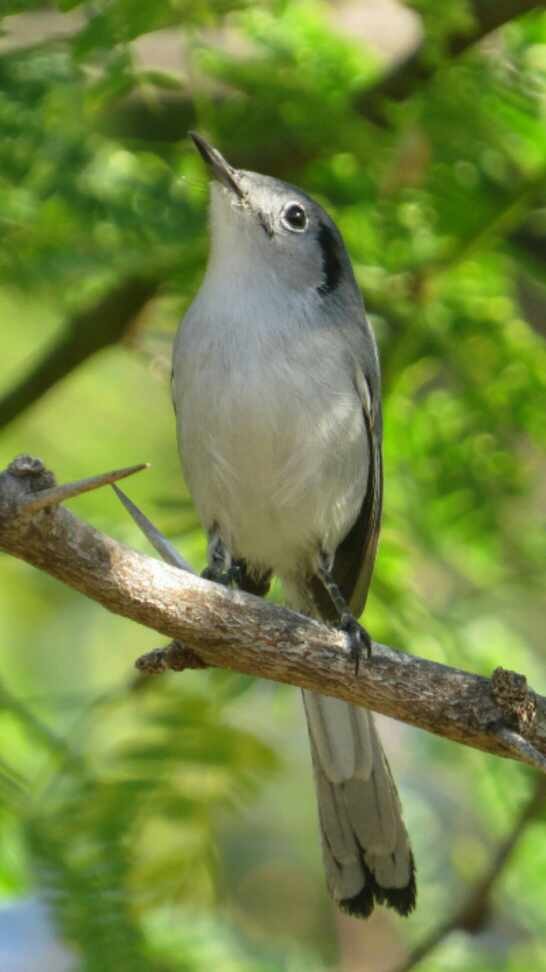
282;202;307;232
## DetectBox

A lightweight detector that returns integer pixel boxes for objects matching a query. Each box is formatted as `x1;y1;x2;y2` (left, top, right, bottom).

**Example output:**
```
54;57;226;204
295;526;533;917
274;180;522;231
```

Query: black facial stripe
317;220;343;296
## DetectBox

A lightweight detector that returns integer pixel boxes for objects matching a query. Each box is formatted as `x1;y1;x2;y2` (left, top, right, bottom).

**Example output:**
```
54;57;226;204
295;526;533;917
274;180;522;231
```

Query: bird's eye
282;202;308;232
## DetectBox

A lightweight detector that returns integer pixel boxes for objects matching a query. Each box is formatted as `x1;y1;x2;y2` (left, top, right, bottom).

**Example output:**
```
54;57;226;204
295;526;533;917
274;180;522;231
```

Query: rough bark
0;456;544;773
357;0;546;119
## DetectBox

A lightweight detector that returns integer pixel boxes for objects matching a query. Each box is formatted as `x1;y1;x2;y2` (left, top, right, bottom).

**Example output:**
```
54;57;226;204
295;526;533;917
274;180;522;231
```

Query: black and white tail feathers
302;691;416;918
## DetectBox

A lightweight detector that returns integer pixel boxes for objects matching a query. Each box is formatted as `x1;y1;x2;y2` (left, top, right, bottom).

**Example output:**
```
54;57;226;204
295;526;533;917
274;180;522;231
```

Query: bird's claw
201;563;242;589
339;613;372;677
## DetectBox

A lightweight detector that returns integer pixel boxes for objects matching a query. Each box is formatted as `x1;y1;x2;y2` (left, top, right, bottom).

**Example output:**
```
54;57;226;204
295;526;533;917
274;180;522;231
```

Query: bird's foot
201;563;242;589
339;613;372;677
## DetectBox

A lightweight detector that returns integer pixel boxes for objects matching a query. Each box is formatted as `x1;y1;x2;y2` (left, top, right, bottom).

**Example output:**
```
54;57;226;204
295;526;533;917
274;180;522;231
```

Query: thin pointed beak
189;132;244;199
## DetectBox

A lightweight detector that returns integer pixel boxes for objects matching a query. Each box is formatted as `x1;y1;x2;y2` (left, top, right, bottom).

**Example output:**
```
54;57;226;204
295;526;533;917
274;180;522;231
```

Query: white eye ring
281;202;308;232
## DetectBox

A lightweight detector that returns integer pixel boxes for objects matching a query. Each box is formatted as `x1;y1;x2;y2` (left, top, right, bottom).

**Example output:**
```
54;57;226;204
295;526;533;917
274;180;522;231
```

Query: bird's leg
201;529;241;588
317;554;372;676
202;529;273;596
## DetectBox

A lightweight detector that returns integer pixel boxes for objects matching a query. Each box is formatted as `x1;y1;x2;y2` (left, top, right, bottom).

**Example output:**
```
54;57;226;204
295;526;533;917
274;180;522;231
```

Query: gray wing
302;342;416;920
335;365;383;616
309;362;382;621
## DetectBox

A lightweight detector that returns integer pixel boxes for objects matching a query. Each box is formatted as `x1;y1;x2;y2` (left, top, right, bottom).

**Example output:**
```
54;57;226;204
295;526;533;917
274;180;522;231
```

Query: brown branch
393;775;546;972
0;274;160;430
356;0;545;121
1;455;545;772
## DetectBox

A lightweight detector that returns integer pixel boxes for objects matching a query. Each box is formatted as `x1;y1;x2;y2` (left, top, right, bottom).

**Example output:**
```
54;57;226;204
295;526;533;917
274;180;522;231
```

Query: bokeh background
1;1;546;970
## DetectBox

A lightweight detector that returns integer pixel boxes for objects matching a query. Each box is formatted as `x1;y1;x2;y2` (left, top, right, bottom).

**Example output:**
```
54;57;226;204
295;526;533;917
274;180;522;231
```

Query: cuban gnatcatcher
172;133;416;918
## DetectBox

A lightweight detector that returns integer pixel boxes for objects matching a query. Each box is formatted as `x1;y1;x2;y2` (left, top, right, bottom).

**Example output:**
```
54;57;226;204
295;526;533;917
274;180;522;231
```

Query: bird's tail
301;688;415;918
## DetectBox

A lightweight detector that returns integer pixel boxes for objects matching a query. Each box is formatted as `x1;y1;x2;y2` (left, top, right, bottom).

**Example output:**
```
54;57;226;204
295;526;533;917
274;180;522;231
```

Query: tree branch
355;0;545;120
1;455;545;773
393;775;546;972
0;274;160;430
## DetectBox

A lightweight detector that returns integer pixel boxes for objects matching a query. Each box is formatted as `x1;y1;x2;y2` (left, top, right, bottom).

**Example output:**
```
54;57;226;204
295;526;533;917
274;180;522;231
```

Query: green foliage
0;0;545;969
0;672;279;971
409;0;476;62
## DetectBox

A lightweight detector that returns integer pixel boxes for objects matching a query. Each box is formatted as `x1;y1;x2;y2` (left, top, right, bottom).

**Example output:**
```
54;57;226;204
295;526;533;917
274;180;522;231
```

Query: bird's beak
189;132;244;199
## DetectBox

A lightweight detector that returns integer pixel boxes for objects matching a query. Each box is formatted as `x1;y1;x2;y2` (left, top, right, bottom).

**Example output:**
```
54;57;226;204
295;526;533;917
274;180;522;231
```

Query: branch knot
0;455;56;521
491;666;536;733
135;641;208;674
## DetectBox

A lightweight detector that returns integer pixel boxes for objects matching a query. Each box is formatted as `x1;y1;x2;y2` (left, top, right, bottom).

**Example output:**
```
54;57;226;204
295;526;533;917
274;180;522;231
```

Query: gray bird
172;133;416;918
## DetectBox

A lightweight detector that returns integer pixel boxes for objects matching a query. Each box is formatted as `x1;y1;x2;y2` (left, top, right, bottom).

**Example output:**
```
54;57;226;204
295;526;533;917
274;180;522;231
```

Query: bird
172;132;416;919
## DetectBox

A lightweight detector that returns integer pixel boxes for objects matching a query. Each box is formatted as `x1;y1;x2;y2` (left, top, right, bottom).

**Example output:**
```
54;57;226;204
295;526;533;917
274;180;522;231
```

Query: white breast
173;281;368;579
